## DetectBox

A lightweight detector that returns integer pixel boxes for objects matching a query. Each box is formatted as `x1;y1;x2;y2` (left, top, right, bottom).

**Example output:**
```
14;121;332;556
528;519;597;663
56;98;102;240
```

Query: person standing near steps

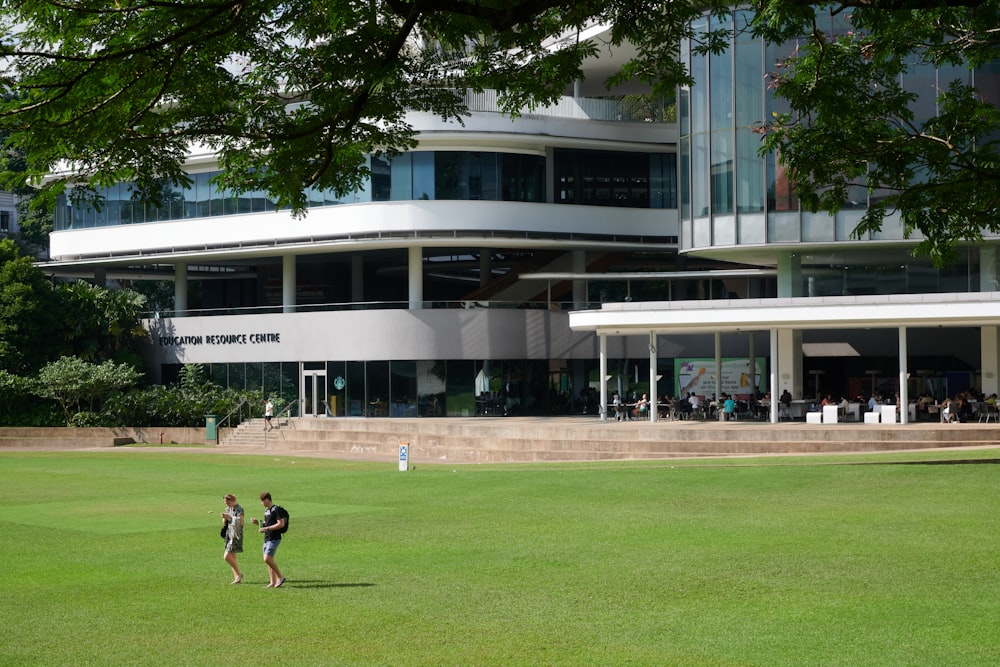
251;491;287;588
263;397;274;431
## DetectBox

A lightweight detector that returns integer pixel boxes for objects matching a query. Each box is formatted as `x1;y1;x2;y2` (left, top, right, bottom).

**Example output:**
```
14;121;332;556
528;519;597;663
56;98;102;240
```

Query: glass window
390;361;418;417
325;361;346;416
416;360;447;416
412;151;435;200
371;155;391;201
445;360;476;417
345;361;366;416
501;153;544;202
390;153;413;201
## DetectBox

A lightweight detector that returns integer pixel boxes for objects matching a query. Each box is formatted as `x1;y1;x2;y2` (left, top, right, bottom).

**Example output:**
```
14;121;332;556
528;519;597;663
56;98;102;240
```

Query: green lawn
3;448;1000;666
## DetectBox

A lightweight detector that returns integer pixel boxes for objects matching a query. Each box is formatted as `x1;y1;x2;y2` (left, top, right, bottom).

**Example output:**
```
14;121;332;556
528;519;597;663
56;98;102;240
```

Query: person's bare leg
264;553;283;586
224;551;242;583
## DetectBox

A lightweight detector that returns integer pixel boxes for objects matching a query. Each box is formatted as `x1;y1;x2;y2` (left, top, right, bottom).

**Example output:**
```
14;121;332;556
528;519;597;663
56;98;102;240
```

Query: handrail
218;399;249;429
277;402;295;428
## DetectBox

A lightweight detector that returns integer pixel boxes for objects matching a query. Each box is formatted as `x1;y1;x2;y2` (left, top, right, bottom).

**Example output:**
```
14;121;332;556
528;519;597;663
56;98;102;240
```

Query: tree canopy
2;1;1000;265
0;0;729;212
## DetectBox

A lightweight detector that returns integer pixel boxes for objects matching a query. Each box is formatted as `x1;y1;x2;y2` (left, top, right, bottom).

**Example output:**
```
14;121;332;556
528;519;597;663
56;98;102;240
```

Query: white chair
822;405;839;424
863;411;881;424
880;404;897;424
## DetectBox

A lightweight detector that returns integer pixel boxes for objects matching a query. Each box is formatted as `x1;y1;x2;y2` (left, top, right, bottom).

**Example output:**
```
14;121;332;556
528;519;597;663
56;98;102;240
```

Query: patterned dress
225;503;244;553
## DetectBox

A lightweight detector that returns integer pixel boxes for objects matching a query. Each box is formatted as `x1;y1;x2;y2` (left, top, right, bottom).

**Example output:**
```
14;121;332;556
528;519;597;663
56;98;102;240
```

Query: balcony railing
459;90;676;124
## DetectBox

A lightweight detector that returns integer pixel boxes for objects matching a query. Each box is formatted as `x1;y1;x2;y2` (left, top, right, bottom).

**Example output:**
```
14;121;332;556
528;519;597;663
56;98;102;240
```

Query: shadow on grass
284;581;376;589
870;458;1000;466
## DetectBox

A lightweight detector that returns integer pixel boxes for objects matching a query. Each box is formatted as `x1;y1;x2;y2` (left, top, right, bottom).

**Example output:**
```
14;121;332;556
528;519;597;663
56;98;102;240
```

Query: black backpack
275;505;289;534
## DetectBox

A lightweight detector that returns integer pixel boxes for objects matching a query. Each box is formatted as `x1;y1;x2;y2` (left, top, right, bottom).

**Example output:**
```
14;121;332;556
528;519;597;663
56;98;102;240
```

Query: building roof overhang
569;293;1000;335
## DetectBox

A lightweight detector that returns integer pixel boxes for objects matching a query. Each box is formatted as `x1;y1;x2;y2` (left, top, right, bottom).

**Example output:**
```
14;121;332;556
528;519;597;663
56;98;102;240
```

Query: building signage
157;332;281;347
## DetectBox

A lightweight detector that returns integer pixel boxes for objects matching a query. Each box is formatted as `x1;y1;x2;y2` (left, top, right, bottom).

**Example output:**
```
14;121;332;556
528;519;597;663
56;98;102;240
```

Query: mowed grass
3;448;1000;666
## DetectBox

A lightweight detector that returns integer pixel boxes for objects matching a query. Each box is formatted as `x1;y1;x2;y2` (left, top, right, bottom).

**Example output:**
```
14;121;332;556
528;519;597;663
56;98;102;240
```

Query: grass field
3;447;1000;666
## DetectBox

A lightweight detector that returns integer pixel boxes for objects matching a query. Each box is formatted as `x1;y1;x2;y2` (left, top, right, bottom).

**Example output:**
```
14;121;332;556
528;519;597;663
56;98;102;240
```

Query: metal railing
218;399;250;429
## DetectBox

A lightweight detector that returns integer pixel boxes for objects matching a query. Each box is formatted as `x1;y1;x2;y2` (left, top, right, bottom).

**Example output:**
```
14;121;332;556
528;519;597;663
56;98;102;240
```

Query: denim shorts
263;539;281;556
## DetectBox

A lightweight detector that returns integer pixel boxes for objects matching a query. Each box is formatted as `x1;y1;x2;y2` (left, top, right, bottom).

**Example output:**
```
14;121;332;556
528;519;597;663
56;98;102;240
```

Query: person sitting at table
686;392;699;418
670;395;683;420
941;397;956;423
956;393;973;422
721;393;737;421
612;392;624;421
632;393;649;419
658;394;672;419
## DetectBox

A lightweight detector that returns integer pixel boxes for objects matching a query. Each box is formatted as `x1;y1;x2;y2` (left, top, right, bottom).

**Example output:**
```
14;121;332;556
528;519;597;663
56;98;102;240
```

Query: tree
0;0;731;213
755;1;1000;266
56;280;147;365
0;238;61;373
36;356;142;425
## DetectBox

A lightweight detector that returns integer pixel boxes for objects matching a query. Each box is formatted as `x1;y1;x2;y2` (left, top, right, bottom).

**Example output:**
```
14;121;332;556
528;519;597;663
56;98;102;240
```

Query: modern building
39;11;1000;421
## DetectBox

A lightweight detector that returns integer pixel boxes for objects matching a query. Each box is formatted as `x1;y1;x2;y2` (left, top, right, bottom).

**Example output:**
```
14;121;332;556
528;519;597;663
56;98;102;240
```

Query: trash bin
205;415;218;443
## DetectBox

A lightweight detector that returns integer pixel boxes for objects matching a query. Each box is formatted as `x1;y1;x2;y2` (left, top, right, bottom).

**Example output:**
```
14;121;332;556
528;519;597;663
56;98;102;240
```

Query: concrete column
648;331;657;423
174;263;187;317
572;250;586;309
93;267;107;287
409;246;423;309
715;332;723;420
899;325;909;424
282;254;296;314
981;326;1000;396
769;328;779;423
599;333;608;422
778;328;803;399
351;255;364;303
748;332;756;394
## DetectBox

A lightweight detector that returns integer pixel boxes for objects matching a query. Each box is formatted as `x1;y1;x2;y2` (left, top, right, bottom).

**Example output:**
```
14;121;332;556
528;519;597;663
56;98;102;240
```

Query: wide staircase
218;417;1000;463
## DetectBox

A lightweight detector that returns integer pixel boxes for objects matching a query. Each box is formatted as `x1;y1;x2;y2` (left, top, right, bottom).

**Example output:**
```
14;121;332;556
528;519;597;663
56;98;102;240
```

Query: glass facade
681;7;1000;270
55;148;681;230
171;358;566;418
554;149;676;208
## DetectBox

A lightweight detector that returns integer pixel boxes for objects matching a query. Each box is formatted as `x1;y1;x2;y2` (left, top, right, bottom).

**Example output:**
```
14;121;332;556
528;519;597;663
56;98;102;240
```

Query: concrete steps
217;417;1000;463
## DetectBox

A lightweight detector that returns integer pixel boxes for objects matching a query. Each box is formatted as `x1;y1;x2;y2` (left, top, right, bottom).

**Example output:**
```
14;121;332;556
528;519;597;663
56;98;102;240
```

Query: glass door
300;365;328;417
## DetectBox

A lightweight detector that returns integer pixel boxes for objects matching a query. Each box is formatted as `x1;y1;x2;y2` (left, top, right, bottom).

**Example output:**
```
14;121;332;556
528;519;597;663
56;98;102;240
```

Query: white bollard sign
398;442;409;472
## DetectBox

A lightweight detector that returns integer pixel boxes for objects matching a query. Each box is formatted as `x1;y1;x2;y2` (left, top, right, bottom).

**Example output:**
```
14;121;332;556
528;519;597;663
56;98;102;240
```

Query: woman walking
221;493;244;584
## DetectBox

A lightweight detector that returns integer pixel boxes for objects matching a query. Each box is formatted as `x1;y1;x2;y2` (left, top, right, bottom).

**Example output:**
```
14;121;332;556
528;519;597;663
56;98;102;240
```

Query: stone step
216;417;1000;463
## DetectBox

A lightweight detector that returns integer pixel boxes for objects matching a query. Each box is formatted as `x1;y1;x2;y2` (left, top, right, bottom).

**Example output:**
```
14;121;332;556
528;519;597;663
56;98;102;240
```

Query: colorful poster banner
675;358;765;397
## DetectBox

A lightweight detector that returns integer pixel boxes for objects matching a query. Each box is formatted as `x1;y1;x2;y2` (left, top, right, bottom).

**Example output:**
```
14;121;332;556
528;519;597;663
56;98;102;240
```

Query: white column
777;329;803;399
174;263;187;317
649;331;657;423
770;328;779;423
715;332;723;420
599;333;608;422
982;327;1000;396
899;326;908;425
282;254;296;314
409;246;423;309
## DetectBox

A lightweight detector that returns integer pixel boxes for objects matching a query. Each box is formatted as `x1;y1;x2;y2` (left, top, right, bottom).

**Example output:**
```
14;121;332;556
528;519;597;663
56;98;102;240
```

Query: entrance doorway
301;365;327;417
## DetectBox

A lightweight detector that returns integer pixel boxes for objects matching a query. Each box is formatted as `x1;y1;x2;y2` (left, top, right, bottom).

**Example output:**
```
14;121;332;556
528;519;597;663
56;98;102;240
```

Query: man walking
251;491;288;588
